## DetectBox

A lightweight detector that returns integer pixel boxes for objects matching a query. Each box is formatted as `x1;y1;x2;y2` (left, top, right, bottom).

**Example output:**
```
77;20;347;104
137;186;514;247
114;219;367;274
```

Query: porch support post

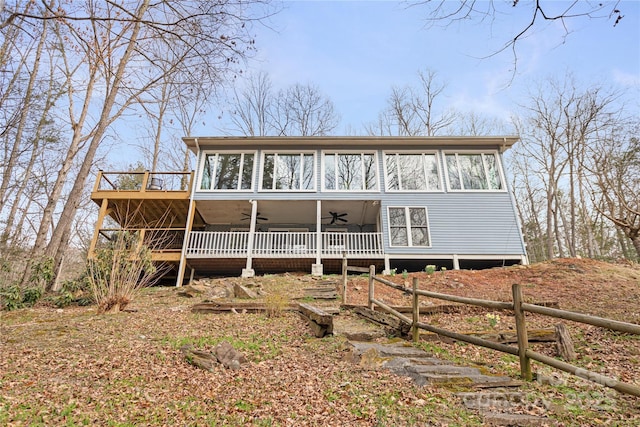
88;198;110;259
242;200;256;278
312;200;323;276
383;255;391;275
176;199;197;287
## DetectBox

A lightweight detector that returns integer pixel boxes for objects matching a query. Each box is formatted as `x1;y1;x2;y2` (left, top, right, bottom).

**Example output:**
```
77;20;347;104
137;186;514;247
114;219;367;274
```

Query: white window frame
259;151;317;192
443;150;506;192
383;151;443;192
198;150;256;192
387;206;432;248
321;150;379;192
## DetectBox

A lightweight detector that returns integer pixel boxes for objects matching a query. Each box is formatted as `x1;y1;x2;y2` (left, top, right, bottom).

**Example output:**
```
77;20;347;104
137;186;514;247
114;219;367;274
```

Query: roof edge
182;135;520;154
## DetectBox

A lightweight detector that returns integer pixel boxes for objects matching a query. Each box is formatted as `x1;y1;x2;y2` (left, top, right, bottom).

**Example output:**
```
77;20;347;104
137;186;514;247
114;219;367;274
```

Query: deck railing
186;231;383;258
93;171;193;193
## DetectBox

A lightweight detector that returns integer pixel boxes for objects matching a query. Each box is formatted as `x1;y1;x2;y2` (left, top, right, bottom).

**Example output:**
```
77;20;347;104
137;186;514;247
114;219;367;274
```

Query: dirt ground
1;258;639;426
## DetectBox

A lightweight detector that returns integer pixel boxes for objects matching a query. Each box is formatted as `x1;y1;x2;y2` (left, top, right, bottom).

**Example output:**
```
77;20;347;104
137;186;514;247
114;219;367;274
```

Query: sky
202;0;640;136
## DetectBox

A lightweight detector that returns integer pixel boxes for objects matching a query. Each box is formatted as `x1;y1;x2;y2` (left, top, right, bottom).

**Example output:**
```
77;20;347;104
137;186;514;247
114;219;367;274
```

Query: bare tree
228;71;273;136
225;72;340;136
2;0;270;288
512;74;626;260
366;69;455;136
411;1;626;67
588;126;640;259
271;83;340;136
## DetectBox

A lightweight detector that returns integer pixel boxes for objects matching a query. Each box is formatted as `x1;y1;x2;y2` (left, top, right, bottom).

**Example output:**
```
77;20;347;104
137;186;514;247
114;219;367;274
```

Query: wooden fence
342;263;640;397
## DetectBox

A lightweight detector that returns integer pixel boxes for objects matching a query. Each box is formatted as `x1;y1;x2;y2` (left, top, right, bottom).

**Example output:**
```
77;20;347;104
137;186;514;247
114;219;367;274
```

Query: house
89;136;528;285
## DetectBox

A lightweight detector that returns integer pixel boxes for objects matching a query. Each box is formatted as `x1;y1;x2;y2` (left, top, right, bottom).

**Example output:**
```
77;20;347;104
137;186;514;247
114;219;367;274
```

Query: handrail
347;263;640;397
94;171;193;192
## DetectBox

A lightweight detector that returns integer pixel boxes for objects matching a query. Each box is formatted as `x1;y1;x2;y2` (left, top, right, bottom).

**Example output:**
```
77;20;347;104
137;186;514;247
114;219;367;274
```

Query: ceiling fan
241;212;268;222
323;211;348;224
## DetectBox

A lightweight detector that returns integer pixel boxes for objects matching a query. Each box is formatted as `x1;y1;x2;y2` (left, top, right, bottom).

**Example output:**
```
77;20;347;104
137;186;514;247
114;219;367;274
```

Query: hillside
1;259;638;426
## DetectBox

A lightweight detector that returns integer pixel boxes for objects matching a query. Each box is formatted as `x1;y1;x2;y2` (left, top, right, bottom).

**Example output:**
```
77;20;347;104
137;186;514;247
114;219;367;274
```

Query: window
200;152;255;190
385;153;440;191
261;153;315;190
445;152;503;190
388;207;430;247
324;152;377;190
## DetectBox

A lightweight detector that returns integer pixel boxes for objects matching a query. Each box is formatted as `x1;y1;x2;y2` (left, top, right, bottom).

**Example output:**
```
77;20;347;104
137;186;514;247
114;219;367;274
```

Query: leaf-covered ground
1;258;639;426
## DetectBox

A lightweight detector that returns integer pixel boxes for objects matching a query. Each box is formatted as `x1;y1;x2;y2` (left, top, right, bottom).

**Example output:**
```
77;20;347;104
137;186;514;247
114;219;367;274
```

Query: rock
180;345;217;372
357;347;390;370
214;341;248;370
234;283;258;299
177;284;209;298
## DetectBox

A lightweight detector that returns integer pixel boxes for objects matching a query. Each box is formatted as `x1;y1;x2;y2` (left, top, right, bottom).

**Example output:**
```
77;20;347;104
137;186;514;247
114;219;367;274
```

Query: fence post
512;283;532;380
342;253;348;303
368;265;375;311
412;277;420;343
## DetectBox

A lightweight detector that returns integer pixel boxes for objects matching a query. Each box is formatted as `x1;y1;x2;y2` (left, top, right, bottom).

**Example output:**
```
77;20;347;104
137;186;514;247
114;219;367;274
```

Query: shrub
0;285;42;311
86;230;166;313
0;285;23;311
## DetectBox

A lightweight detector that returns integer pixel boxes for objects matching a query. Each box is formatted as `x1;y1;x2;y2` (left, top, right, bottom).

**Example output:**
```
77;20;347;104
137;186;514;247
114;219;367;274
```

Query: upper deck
91;170;203;229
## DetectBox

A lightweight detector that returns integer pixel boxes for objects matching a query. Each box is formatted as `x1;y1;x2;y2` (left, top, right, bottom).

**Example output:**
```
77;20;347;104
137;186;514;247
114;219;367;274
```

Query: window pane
409;208;427;226
424;154;440;190
485;153;502;190
399;154;426;190
338;154;363;190
241;154;254;190
302;154;314;189
389;208;406;226
411;227;429;246
385;155;399;190
275;154;300;190
458;154;487;190
214;154;240;189
446;154;461;190
363;154;377;190
325;154;335;189
262;154;274;190
200;155;212;189
391;227;408;245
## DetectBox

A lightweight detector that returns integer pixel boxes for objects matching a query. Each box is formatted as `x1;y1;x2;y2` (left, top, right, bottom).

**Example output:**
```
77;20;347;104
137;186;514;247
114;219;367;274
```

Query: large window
324;152;377;190
385;153;440;191
388;207;430;247
445;152;503;191
261;153;315;190
200;152;255;190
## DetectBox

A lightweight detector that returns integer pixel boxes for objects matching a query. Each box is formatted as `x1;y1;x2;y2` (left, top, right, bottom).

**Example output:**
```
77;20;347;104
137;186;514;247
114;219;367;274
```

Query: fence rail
344;263;640;397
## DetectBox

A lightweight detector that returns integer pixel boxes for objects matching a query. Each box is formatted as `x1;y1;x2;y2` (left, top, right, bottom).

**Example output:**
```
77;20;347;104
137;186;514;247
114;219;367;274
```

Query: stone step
349;342;432;358
415;372;515;386
482;412;550;426
407;364;482;376
456;391;525;410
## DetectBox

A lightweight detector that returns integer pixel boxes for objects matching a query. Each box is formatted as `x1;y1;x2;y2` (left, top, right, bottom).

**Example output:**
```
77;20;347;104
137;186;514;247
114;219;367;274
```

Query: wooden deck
89;171;204;263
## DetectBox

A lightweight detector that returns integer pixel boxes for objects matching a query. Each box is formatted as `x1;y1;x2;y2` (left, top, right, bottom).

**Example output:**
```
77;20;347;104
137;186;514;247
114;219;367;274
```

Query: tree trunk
44;0;152;288
0;12;48;213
